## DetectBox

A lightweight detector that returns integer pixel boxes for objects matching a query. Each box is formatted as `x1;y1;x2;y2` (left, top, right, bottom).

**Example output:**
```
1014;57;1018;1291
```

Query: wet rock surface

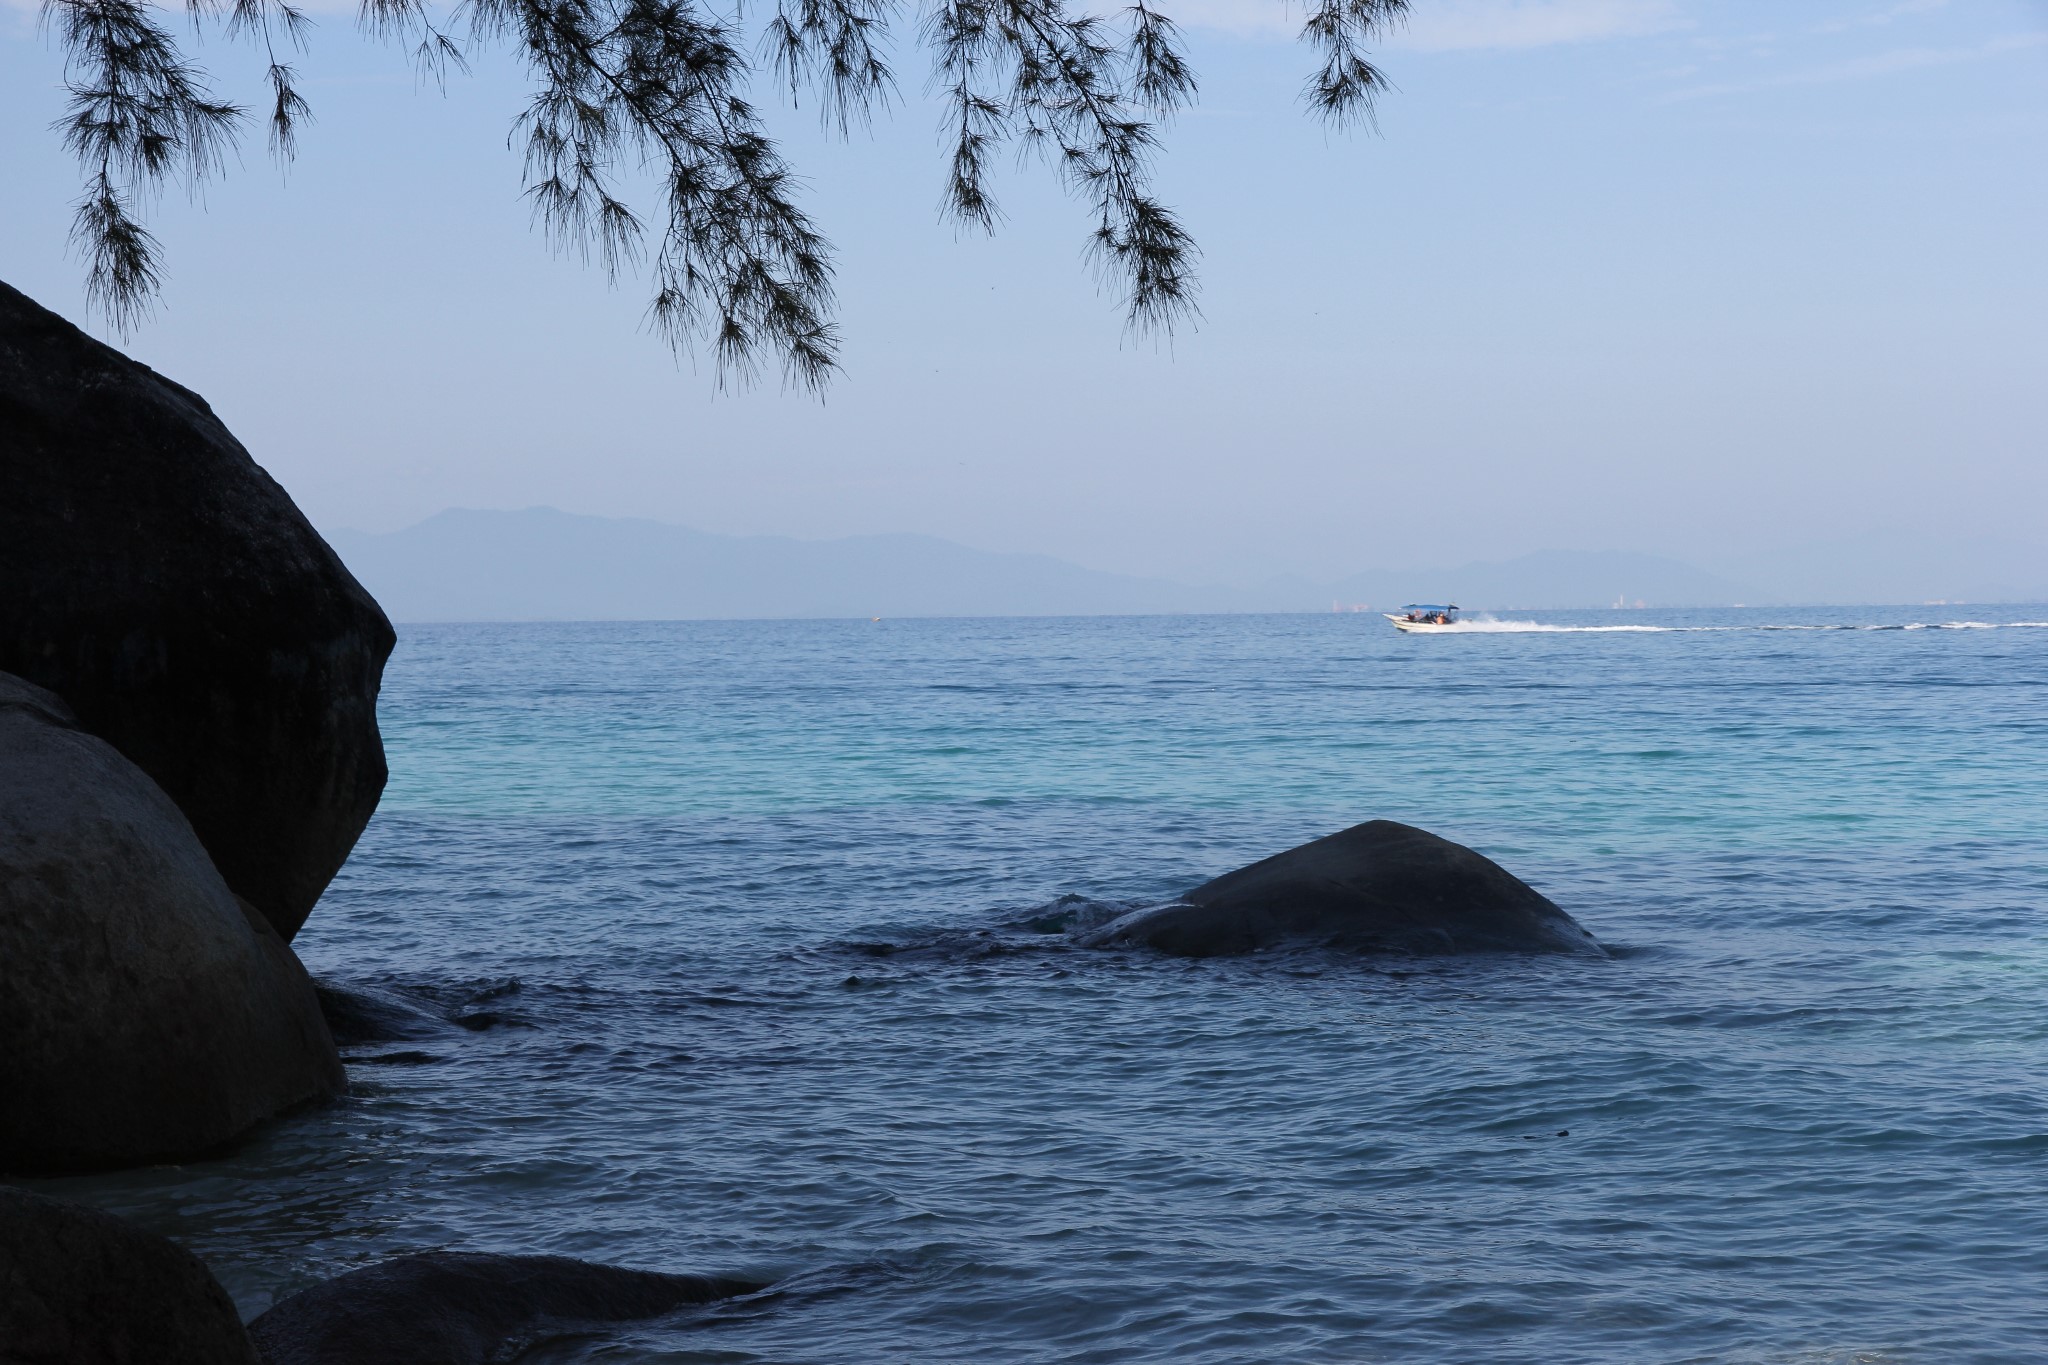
0;279;394;943
0;1187;262;1365
1080;820;1604;958
247;1251;769;1365
312;979;535;1065
313;982;453;1046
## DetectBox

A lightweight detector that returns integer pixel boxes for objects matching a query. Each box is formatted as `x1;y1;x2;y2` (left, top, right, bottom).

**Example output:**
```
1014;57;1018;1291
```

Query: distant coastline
328;507;2047;624
327;507;1777;623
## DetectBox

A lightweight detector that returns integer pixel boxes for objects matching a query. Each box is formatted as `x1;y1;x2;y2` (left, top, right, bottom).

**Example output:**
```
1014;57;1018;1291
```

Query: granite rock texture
248;1251;767;1365
1082;820;1604;958
0;279;394;942
0;672;344;1174
0;1186;262;1365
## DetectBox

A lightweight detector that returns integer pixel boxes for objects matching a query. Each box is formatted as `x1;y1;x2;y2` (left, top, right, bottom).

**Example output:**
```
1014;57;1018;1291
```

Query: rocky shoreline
1;278;1603;1362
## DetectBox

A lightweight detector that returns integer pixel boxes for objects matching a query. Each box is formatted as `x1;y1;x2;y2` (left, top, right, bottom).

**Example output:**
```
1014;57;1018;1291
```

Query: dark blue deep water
30;608;2048;1362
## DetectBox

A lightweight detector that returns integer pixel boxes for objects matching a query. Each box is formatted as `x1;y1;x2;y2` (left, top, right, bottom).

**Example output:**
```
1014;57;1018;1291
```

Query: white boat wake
1426;619;1673;633
1406;618;2048;635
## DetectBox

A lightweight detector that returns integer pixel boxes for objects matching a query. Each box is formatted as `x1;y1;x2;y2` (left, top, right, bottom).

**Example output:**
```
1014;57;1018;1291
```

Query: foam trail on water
1426;618;1679;633
1402;617;2046;635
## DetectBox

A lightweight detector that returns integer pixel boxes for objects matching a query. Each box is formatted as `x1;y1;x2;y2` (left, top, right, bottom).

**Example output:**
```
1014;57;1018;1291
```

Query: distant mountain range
327;508;1777;622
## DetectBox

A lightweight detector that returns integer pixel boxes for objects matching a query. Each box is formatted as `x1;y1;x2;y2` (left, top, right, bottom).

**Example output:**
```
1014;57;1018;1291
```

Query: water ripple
16;607;2048;1363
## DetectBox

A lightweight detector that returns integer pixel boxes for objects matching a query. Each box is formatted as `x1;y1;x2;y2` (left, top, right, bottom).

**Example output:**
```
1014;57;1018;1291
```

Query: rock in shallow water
313;982;453;1045
1079;820;1604;958
0;672;344;1174
0;1187;262;1365
247;1252;769;1365
0;279;394;943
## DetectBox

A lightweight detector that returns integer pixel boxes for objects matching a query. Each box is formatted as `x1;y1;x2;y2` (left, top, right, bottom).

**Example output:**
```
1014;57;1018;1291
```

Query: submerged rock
0;672;344;1174
0;279;394;943
0;1187;262;1365
314;982;452;1046
247;1252;769;1365
315;978;533;1049
1080;820;1603;958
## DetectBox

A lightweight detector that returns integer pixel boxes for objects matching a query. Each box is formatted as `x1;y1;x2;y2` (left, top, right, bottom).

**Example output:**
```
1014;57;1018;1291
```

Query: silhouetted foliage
40;0;1408;385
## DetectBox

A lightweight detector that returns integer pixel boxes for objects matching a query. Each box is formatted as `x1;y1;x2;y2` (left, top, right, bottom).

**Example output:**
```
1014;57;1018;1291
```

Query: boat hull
1384;614;1458;632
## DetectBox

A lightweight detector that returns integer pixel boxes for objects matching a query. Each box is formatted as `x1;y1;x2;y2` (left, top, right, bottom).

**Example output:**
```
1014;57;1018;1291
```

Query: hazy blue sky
4;0;2044;589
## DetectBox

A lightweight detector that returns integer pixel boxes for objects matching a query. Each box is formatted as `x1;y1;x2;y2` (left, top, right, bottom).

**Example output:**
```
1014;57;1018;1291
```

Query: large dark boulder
0;1186;262;1365
0;280;394;942
0;673;345;1174
247;1252;768;1365
1081;820;1604;958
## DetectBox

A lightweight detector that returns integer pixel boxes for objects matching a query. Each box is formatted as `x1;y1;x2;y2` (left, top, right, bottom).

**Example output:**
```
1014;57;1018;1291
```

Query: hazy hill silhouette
328;508;1769;621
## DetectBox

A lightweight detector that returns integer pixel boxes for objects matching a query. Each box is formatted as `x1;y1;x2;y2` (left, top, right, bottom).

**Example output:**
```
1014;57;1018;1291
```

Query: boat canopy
1399;604;1459;612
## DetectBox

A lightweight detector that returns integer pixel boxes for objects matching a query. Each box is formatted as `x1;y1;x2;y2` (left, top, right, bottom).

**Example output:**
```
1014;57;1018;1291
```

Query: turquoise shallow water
25;607;2048;1362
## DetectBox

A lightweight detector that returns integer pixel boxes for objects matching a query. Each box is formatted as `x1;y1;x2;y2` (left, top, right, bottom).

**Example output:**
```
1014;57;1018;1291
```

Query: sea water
21;607;2048;1363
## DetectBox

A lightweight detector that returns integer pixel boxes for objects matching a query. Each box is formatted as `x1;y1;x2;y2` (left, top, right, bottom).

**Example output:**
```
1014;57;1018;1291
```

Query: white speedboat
1384;604;1461;632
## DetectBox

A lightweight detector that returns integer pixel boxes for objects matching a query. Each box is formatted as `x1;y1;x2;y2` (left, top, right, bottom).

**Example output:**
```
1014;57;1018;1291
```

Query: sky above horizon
3;0;2044;593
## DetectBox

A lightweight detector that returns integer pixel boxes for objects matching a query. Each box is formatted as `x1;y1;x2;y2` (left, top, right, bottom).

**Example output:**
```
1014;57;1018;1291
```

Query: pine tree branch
38;0;1407;374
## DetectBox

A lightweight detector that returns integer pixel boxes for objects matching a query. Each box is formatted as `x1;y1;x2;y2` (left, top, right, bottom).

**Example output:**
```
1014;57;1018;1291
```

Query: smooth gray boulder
247;1252;768;1365
0;1186;261;1365
1081;820;1603;958
0;279;394;943
0;673;344;1174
